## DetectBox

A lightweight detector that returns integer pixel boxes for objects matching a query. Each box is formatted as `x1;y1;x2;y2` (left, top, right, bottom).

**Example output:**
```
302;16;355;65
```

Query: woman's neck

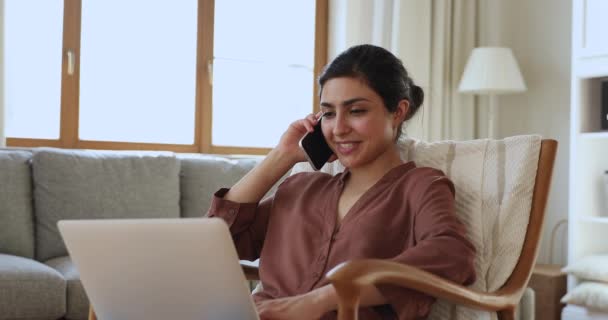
346;147;404;191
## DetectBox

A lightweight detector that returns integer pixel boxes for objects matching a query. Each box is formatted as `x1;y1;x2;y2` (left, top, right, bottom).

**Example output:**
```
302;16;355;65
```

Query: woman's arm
207;113;324;261
313;283;386;312
255;283;385;320
223;148;296;203
224;112;323;203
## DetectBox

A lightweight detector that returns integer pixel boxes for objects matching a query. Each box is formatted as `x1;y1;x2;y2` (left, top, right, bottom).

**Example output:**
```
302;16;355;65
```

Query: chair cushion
32;148;181;261
292;135;542;320
0;150;35;259
46;256;88;320
0;253;66;320
177;154;259;218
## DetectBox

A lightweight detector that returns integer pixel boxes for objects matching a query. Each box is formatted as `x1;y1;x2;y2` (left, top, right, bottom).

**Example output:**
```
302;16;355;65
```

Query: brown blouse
207;161;476;320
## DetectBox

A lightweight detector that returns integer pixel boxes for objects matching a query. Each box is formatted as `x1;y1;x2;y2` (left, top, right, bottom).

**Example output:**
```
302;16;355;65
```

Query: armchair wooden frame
89;139;557;320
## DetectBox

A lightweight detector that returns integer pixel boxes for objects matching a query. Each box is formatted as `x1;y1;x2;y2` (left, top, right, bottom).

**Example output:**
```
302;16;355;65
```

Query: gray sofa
0;147;266;320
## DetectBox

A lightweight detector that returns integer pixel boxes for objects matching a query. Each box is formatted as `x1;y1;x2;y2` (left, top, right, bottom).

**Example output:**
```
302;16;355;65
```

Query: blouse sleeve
206;188;274;261
376;172;477;319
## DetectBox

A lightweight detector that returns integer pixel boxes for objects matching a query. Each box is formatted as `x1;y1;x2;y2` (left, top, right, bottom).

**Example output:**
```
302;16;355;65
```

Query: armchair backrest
292;135;549;319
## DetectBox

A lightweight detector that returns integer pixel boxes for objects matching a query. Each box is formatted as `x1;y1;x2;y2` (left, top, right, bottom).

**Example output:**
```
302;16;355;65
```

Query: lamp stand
488;94;498;139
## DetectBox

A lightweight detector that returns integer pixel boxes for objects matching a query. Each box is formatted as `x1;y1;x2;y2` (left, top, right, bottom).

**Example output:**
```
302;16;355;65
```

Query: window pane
212;1;316;148
79;0;197;144
4;0;63;139
212;60;313;148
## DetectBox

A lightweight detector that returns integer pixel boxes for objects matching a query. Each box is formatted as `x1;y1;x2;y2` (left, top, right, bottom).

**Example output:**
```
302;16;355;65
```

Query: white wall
481;0;571;265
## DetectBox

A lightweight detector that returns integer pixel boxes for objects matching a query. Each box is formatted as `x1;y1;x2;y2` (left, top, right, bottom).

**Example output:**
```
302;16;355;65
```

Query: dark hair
318;44;424;139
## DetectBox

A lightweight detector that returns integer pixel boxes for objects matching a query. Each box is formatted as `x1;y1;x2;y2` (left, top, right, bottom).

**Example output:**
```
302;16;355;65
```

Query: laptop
58;218;260;320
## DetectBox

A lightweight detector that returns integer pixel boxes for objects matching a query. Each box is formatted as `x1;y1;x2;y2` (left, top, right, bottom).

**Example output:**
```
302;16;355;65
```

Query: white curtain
0;0;5;147
328;0;478;141
0;102;4;147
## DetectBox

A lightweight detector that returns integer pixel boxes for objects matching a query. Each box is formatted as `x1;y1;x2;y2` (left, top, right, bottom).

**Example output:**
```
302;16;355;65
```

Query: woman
207;44;476;320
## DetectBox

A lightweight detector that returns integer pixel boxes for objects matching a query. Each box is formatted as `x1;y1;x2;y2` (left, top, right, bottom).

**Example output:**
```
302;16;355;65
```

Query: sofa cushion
178;154;291;218
33;148;181;261
177;154;259;218
46;256;88;320
0;150;35;259
0;253;66;320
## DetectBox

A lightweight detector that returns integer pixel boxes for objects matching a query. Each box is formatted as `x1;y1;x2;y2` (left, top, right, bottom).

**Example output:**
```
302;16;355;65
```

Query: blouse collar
338;161;416;184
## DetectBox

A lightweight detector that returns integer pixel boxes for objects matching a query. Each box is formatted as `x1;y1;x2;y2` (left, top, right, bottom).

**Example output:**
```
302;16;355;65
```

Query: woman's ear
393;100;409;125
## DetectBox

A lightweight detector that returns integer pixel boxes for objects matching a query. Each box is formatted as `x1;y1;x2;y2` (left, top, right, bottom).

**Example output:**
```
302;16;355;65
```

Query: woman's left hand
255;292;327;320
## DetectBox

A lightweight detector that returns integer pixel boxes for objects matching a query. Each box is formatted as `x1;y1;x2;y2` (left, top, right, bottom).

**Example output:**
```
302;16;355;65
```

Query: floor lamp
458;47;527;138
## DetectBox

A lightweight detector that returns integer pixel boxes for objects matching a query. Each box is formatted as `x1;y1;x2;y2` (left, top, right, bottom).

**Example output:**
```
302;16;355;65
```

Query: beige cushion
563;255;608;283
562;282;608;312
292;135;542;320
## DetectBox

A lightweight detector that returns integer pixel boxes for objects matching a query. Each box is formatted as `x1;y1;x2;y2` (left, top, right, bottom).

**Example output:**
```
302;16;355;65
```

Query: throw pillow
562;255;608;283
561;282;608;312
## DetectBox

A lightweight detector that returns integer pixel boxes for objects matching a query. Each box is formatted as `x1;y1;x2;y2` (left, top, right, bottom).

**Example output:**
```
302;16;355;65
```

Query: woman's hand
274;112;323;164
255;291;329;320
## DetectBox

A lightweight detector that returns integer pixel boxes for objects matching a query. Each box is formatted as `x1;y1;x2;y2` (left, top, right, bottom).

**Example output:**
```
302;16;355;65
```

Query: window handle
66;50;75;76
207;59;213;85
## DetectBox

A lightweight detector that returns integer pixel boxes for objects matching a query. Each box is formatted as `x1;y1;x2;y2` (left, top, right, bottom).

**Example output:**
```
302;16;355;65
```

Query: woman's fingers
291;118;312;134
298;111;324;134
256;301;278;320
303;113;319;133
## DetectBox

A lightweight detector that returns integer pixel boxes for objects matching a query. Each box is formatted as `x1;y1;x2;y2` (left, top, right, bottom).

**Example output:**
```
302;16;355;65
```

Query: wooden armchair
237;140;556;320
319;140;557;320
89;139;557;320
255;138;554;320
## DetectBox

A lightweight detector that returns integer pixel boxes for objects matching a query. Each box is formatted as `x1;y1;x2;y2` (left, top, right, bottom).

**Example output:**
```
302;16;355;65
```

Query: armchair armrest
326;259;521;320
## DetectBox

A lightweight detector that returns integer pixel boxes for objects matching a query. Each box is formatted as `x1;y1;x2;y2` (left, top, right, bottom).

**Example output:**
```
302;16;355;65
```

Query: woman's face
319;77;402;169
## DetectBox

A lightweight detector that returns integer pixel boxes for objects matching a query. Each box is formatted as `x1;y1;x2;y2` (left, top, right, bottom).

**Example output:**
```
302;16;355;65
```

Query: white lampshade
458;47;527;94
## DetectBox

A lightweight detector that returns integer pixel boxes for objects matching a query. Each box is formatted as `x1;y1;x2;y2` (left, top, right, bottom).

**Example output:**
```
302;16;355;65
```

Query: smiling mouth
338;143;356;148
335;142;360;154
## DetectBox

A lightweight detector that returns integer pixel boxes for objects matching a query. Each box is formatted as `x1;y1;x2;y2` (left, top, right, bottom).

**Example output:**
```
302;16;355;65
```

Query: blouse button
313;271;320;278
228;209;236;216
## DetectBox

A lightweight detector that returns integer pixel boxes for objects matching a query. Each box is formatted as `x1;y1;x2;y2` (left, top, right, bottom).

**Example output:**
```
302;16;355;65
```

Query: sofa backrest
0;150;35;259
32;148;181;261
0;147;272;262
177;153;289;218
177;154;260;218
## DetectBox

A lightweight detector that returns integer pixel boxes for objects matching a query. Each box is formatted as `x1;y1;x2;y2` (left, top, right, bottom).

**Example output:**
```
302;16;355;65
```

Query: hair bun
410;84;424;109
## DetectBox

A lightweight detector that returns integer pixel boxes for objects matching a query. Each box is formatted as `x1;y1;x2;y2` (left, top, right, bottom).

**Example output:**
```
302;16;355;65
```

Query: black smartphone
298;118;334;171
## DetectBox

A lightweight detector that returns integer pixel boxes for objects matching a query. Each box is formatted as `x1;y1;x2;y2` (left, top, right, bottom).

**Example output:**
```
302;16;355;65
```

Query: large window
79;0;198;145
4;1;64;140
4;0;327;154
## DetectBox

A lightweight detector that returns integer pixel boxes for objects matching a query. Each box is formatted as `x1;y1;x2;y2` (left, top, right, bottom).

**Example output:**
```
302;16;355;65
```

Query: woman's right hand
274;111;324;165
